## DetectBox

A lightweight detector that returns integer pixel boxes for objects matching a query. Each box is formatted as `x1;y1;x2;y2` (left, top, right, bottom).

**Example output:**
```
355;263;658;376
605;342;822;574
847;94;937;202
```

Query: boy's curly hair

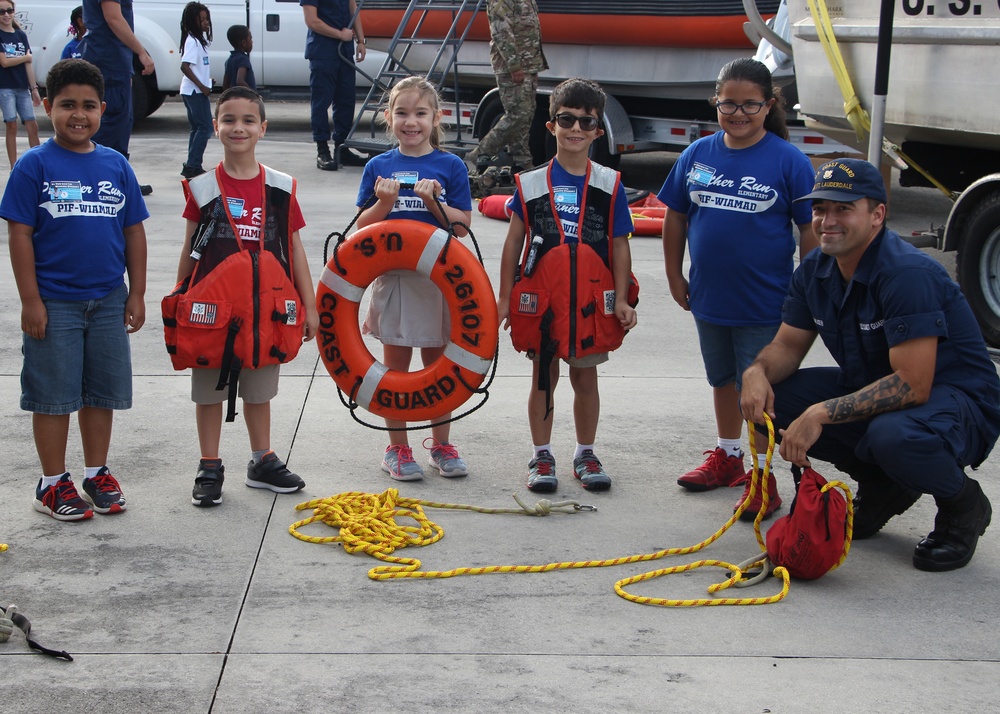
46;59;105;103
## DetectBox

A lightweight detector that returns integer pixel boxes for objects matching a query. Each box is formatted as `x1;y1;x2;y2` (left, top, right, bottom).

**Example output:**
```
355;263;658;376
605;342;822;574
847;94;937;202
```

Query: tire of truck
131;63;163;120
956;189;1000;347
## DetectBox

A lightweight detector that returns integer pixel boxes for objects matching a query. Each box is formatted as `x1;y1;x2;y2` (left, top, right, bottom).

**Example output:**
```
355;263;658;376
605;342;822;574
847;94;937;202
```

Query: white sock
41;473;68;488
534;444;552;458
252;449;270;464
718;438;743;459
756;454;768;469
84;466;103;480
575;443;595;459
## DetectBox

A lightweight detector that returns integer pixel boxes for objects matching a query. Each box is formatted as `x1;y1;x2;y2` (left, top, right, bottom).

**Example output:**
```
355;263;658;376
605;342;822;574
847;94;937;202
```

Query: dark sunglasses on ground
551;113;600;131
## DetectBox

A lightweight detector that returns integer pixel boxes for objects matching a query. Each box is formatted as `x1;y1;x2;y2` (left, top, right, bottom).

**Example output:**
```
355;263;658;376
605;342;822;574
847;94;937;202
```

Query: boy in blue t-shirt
0;59;148;521
223;25;255;90
497;77;637;494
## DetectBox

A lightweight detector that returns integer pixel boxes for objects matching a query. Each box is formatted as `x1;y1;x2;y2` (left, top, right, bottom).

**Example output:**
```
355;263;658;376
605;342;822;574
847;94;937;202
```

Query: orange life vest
161;165;303;418
507;161;628;361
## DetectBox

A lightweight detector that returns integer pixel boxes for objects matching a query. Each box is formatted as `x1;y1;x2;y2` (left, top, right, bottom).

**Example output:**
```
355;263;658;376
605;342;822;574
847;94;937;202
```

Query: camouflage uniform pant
477;72;538;167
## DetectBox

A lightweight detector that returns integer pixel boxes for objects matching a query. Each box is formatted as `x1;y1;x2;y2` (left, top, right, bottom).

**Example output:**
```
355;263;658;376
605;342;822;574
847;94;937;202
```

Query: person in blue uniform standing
741;158;1000;573
300;0;368;171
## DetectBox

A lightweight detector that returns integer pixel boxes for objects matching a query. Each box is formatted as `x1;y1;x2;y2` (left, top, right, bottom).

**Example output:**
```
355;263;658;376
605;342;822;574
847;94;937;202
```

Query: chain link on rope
290;415;849;606
320;188;498;432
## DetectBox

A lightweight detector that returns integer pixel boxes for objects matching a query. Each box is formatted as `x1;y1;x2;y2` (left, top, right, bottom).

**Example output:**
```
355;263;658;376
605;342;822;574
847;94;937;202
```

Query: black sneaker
316;151;338;171
180;165;205;179
81;467;127;514
337;145;369;167
192;460;225;507
246;452;305;493
33;474;94;521
140;184;153;196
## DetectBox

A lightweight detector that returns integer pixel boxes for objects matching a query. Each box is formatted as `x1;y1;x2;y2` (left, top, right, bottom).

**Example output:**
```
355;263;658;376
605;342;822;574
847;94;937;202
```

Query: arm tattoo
823;373;914;423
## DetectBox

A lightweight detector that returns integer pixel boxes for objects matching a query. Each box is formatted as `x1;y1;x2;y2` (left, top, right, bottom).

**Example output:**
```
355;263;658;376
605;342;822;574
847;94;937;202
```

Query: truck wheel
957;190;1000;347
131;61;161;120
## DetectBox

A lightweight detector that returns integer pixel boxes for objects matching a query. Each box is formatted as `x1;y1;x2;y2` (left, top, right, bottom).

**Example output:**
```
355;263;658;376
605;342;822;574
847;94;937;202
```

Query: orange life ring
316;219;499;421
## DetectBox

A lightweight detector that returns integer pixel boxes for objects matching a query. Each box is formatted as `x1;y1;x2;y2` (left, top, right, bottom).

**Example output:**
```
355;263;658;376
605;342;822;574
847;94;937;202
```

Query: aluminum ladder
344;0;488;158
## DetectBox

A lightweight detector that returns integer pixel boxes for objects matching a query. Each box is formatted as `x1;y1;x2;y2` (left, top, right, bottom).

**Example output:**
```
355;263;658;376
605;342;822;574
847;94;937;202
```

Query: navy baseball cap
795;157;888;204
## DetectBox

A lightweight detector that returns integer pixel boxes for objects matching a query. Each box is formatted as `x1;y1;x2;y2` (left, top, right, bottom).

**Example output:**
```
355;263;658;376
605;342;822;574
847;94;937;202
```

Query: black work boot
913;476;992;572
337;143;369;167
851;474;922;539
316;141;338;171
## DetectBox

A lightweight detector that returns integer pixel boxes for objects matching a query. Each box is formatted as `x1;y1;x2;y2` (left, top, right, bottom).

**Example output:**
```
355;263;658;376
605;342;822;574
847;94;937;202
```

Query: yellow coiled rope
290;415;849;606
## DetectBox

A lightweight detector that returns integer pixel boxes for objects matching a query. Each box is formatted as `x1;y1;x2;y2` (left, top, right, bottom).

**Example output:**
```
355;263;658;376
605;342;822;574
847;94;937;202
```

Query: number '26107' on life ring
316;219;499;422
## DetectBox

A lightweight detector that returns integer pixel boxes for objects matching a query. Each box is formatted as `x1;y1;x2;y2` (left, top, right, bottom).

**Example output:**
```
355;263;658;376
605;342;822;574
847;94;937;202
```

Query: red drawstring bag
766;465;851;580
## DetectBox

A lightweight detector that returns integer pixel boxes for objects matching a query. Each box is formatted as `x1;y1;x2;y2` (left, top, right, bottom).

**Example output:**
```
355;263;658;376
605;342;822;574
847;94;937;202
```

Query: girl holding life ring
353;77;475;482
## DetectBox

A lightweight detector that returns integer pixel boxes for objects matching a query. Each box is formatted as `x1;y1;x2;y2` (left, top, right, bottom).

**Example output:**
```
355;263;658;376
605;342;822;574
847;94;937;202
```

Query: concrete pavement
0;99;997;713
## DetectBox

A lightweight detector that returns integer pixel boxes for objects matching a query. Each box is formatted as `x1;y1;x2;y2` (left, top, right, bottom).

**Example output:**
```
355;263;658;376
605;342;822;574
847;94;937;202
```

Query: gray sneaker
246;452;305;494
382;445;425;481
426;440;469;478
573;450;612;492
527;450;558;493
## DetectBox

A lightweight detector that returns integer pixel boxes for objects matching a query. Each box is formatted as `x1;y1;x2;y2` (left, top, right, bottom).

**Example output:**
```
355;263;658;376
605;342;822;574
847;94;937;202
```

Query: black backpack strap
536;307;558;421
1;605;73;661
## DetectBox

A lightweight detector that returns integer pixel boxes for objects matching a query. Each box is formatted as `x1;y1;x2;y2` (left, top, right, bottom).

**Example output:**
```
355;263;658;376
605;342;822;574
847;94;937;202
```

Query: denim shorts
21;283;133;414
0;88;36;123
694;318;779;390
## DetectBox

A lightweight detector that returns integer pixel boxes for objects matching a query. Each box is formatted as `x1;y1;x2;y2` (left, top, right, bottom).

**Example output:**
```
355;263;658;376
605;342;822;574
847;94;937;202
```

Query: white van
17;0;384;118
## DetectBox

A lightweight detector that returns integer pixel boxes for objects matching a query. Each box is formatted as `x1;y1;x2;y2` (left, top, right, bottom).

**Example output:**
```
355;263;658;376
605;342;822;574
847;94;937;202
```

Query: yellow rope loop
822;480;855;571
290;413;808;606
742;412;777;551
614;560;790;607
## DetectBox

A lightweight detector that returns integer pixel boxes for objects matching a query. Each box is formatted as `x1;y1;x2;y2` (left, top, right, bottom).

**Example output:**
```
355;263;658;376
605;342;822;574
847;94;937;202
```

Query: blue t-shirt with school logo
657;130;815;327
356;147;472;225
0;139;149;300
0;28;31;89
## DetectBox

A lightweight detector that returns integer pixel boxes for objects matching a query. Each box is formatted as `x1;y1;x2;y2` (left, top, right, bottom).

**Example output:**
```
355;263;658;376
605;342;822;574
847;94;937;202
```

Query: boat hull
361;1;780;102
786;0;1000;153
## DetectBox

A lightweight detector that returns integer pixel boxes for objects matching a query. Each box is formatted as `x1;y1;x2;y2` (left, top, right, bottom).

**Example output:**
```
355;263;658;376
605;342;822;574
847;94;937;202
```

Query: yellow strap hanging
804;0;955;199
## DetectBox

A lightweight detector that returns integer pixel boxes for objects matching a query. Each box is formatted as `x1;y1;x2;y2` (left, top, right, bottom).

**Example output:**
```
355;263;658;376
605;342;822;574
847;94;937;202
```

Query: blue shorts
694;318;779;390
0;88;35;123
21;283;133;414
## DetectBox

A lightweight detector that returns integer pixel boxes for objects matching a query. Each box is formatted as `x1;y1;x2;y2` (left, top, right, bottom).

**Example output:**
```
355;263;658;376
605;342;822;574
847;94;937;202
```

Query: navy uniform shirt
783;227;1000;444
300;0;351;61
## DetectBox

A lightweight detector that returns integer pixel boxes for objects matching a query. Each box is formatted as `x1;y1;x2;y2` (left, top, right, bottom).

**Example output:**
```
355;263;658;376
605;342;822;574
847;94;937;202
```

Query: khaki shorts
191;364;280;405
528;351;609;368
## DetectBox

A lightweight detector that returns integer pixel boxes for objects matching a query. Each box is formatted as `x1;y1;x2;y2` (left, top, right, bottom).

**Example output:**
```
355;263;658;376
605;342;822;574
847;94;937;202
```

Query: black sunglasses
0;8;15;14
552;112;600;131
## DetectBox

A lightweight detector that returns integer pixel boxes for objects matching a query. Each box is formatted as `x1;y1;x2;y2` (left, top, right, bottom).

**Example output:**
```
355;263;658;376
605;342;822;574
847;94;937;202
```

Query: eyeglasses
0;9;16;14
552;113;600;131
714;100;768;115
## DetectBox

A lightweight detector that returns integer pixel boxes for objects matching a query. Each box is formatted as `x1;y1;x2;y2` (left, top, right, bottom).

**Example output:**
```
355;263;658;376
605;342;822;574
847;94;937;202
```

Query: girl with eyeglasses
659;57;818;519
0;0;41;168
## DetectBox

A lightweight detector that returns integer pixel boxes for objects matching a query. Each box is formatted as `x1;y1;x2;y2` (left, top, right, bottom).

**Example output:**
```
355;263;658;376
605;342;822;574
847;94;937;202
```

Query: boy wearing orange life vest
172;87;319;507
496;77;637;494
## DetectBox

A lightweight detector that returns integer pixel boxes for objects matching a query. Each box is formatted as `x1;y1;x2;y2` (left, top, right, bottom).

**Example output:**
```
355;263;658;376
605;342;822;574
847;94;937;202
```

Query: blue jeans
309;49;356;143
182;92;213;170
0;88;35;123
21;284;133;414
694;318;779;390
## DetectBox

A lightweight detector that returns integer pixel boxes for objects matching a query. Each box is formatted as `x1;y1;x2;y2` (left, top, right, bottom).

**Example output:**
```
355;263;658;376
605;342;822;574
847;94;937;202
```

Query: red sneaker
677;448;746;491
734;469;783;521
